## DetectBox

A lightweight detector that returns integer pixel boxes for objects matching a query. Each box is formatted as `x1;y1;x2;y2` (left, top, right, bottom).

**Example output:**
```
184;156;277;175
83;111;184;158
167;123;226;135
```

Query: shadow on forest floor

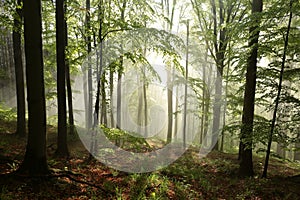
0;120;300;199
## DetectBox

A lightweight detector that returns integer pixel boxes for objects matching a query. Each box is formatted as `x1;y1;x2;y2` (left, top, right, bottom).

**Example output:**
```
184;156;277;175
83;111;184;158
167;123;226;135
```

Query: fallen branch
52;172;107;192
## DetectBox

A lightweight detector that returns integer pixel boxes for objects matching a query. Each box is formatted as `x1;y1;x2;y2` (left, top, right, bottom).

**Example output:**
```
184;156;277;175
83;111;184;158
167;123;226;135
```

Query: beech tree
239;0;263;177
12;0;26;137
56;0;69;157
17;0;49;175
262;0;294;178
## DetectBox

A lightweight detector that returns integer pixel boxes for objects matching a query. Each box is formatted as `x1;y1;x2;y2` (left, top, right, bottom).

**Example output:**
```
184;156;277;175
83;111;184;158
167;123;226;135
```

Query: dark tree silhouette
56;0;69;157
65;2;76;135
17;0;49;175
262;0;294;178
12;0;26;138
239;0;263;177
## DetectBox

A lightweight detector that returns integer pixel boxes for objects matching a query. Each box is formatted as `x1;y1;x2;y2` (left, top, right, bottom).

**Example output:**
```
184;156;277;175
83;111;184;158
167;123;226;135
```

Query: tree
161;0;177;143
55;0;69;157
238;0;263;177
12;0;26;137
182;20;190;148
17;0;49;175
65;1;76;135
191;0;247;151
84;0;93;129
262;0;294;178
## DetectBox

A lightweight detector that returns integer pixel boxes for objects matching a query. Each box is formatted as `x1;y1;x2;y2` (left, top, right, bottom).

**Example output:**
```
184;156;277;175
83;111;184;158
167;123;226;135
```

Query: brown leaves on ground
0;124;300;199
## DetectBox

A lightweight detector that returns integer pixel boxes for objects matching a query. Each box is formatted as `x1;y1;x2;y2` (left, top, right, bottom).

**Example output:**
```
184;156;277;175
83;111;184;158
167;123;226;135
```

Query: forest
0;0;300;199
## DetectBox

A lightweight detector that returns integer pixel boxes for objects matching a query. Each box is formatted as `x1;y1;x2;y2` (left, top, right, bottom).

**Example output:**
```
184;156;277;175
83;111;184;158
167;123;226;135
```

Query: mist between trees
0;0;299;178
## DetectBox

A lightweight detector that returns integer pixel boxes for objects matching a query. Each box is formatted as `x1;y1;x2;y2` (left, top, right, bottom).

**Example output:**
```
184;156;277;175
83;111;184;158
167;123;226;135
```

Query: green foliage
127;173;173;199
0;104;17;122
0;186;13;200
101;125;151;152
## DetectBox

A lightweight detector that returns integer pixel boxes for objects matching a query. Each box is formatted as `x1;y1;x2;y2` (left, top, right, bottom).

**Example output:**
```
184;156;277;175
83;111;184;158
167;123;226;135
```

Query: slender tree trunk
262;0;293;178
83;66;88;128
220;42;231;152
167;68;173;143
163;0;177;143
109;67;115;127
106;0;114;128
201;48;209;146
239;0;263;177
86;0;93;129
13;0;26;138
55;0;69;157
93;0;104;129
17;0;49;175
65;3;76;135
182;20;189;147
200;52;207;144
174;85;178;140
143;66;148;137
116;0;127;129
117;66;122;129
101;74;108;125
137;74;143;133
75;30;88;129
211;0;227;151
212;72;222;150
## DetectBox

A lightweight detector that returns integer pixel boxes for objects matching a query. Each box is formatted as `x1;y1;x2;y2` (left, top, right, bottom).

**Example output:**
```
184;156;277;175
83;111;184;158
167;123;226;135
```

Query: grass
0;119;300;199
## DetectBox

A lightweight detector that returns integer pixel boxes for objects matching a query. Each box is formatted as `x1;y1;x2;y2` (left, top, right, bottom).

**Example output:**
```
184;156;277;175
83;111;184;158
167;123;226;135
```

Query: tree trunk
174;85;178;140
55;0;69;157
83;66;88;128
200;49;208;144
167;68;173;143
65;3;76;135
182;20;189;147
116;1;127;129
117;66;122;129
93;0;104;129
143;65;148;137
239;0;263;177
101;74;108;125
211;0;227;151
262;0;293;178
13;0;26;138
137;74;143;133
221;42;231;152
109;67;115;127
212;72;222;150
86;0;93;129
17;0;49;175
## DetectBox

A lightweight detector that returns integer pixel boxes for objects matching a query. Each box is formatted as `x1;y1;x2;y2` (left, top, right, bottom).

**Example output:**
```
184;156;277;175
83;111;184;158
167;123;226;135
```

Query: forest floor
0;120;300;200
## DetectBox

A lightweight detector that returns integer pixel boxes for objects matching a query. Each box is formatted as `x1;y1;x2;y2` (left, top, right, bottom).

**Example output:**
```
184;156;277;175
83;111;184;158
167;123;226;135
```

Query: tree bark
262;0;293;178
167;68;173;143
17;0;49;175
239;0;263;177
65;3;76;135
117;65;122;129
116;0;127;129
55;0;69;157
182;20;189;147
86;0;93;129
13;0;26;138
142;65;148;137
211;0;227;151
109;67;115;127
101;74;108;125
